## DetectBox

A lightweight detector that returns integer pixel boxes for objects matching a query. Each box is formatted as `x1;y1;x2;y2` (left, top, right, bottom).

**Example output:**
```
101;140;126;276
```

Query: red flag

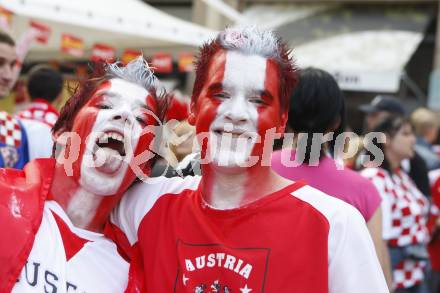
151;52;173;73
61;34;84;57
178;52;194;72
121;49;142;65
30;21;51;44
91;43;115;62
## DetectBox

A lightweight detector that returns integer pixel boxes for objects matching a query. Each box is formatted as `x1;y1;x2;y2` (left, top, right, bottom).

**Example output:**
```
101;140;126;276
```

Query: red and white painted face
70;78;158;195
190;49;286;169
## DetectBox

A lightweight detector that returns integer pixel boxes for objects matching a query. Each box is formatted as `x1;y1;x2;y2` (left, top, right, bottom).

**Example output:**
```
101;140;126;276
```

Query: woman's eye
136;117;147;126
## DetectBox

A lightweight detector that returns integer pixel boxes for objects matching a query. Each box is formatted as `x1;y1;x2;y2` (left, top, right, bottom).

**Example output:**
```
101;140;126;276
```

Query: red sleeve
0;159;54;292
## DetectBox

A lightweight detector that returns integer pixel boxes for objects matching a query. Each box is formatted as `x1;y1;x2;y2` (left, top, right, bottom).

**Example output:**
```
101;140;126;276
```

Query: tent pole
428;0;440;109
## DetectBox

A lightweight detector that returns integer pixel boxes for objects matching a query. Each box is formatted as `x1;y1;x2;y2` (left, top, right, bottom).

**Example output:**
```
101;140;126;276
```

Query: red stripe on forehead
194;49;227;133
208;49;227;89
264;59;280;105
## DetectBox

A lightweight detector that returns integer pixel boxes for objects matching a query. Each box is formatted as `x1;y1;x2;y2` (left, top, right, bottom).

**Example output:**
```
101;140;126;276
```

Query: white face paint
209;51;267;168
79;78;150;195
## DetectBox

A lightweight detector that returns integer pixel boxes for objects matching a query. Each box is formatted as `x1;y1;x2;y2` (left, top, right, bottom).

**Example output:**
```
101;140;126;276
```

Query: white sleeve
328;202;389;293
110;175;201;245
19;119;53;159
293;185;388;293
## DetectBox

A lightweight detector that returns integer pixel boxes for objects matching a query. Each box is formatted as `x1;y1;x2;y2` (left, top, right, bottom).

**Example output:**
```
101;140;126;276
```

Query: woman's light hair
105;56;158;91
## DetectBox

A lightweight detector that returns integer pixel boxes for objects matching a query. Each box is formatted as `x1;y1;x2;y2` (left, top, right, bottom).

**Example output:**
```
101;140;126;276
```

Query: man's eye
98;104;112;110
213;93;230;99
249;97;265;105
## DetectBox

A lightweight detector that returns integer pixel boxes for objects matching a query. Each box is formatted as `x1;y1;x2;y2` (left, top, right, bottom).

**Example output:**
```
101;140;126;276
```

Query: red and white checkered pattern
16;101;59;127
0;111;22;147
361;167;430;289
393;260;426;289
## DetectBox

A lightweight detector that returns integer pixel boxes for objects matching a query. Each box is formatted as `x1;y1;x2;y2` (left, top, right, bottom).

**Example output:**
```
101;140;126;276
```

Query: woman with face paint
111;27;388;292
361;116;432;293
0;57;166;292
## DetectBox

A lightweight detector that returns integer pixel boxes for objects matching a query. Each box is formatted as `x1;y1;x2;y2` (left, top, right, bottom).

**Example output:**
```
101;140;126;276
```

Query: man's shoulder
111;175;201;244
289;184;365;227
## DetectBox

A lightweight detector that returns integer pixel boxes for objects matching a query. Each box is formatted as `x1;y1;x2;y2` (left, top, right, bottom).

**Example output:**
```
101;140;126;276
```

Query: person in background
0;30;52;168
359;95;431;198
17;65;63;128
271;67;392;290
361;115;432;293
410;107;440;171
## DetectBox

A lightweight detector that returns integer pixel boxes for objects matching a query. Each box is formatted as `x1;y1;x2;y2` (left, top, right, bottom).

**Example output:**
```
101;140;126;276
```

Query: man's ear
277;111;288;134
188;100;196;126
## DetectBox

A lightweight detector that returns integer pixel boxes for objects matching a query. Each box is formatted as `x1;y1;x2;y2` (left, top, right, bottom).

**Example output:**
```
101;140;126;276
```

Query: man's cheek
196;102;219;133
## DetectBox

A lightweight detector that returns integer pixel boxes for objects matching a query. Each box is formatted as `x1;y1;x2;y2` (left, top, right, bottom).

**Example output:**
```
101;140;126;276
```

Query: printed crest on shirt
0;146;18;167
0;112;22;147
175;240;270;293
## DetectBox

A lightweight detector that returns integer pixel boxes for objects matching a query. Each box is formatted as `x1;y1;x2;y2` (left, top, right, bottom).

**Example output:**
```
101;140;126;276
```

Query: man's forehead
0;43;16;59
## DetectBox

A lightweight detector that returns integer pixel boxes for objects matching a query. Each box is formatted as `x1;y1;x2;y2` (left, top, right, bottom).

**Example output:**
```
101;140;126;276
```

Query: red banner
61;34;84;57
91;43;115;62
0;6;12;31
121;49;142;65
151;52;173;73
178;52;194;72
30;21;51;44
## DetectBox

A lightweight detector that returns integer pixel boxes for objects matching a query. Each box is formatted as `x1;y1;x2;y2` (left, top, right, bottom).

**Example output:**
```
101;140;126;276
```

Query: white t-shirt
13;201;129;293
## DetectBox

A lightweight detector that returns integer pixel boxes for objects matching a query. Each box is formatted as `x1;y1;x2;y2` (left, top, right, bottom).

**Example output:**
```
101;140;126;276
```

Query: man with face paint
0;57;165;292
0;31;53;168
112;27;388;292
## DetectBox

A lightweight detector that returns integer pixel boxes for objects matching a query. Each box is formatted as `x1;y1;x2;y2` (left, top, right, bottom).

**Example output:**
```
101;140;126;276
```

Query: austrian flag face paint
192;49;286;169
70;78;158;195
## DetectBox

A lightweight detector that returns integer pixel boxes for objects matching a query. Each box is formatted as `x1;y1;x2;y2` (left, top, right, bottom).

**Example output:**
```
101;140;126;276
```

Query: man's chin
0;88;10;98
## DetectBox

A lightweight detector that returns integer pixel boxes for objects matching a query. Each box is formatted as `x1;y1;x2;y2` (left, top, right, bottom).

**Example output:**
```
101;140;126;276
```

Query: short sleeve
328;204;388;293
360;178;382;222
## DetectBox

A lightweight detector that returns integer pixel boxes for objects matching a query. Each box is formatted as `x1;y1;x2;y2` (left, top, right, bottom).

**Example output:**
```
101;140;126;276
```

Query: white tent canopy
294;31;423;93
239;4;429;93
1;0;216;60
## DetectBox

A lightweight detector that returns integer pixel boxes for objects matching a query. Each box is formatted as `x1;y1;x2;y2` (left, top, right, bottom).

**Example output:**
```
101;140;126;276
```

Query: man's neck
201;164;292;210
50;163;118;232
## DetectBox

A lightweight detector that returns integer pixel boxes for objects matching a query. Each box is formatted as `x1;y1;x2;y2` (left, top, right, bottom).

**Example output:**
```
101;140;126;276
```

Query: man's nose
223;97;249;123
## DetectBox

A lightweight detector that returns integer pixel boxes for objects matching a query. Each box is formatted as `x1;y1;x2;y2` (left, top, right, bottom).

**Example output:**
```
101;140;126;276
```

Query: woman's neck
384;148;402;171
50;164;118;232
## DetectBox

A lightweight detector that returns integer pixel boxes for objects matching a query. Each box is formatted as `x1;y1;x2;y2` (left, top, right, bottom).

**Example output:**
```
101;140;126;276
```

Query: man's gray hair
105;56;158;90
217;26;280;61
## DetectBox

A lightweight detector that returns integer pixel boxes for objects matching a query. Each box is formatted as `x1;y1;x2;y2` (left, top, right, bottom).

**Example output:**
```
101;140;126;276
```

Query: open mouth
91;131;127;175
96;131;126;157
213;129;253;140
